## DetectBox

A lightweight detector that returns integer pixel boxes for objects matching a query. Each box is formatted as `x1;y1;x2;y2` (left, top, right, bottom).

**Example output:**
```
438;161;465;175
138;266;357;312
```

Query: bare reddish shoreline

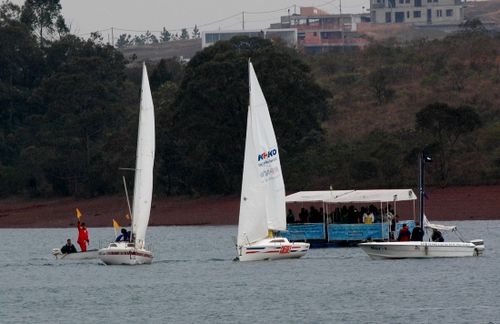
0;185;499;228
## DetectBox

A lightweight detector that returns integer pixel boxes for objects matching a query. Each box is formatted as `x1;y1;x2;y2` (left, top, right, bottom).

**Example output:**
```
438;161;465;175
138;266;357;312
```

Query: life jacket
398;227;411;241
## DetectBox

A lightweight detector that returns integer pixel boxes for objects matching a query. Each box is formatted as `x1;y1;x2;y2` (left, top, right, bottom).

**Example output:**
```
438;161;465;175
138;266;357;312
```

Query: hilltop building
370;0;465;25
270;7;369;53
202;7;369;53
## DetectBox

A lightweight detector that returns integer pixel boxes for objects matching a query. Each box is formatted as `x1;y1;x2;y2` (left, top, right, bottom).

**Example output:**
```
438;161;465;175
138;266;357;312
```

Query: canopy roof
286;189;417;204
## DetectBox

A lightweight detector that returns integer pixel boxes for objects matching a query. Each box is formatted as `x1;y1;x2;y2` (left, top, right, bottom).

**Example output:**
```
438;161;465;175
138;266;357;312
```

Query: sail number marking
279;246;291;254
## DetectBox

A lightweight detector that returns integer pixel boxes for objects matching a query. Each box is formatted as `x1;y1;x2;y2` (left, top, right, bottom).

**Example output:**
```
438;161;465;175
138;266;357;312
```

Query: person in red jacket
77;221;90;252
397;224;411;241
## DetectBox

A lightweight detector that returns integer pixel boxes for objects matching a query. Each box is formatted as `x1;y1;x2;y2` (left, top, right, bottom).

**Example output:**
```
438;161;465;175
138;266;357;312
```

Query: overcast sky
11;0;370;37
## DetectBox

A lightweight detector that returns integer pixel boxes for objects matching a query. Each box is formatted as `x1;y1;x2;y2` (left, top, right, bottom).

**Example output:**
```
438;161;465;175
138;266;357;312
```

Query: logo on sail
257;148;277;161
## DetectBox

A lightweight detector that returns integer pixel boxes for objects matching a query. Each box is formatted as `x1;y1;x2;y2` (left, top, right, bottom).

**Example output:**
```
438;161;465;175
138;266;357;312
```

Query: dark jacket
115;231;131;242
61;244;77;254
410;227;424;241
432;230;444;242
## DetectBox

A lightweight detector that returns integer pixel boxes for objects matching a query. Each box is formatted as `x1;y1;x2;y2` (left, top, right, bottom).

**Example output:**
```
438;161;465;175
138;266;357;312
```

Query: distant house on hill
202;7;369;54
370;0;465;25
270;7;369;53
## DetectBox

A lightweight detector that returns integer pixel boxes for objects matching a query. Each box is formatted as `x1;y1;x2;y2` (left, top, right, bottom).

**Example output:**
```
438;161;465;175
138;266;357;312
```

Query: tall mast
419;151;431;241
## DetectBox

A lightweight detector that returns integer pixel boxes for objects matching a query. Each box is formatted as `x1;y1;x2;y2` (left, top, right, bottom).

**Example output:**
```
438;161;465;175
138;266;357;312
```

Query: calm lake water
1;221;499;323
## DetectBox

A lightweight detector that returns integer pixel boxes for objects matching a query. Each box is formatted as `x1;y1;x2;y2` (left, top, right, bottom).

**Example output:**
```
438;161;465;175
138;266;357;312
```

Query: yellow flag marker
76;208;82;220
112;219;121;237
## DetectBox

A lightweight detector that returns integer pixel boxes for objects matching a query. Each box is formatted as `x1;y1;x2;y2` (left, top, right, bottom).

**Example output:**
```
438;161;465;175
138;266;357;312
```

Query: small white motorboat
99;63;155;266
236;61;310;261
359;152;484;259
52;248;99;260
359;240;484;259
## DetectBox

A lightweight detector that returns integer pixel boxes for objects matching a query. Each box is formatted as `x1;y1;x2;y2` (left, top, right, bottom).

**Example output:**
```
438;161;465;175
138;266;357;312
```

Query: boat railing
98;239;109;249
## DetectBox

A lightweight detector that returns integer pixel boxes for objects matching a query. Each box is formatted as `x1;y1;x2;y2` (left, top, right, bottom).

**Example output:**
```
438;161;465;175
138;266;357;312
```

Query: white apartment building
371;0;464;25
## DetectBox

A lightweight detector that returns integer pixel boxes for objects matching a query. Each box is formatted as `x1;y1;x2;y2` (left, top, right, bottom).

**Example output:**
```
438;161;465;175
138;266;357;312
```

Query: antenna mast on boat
419;151;432;241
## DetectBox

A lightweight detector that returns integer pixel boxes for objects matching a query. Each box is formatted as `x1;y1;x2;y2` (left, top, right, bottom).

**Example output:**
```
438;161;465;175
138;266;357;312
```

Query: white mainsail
132;63;155;249
237;61;286;246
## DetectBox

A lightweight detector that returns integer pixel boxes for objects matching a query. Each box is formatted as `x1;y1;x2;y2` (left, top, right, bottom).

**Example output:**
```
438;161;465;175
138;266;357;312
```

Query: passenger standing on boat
116;228;131;242
390;215;399;240
397;224;411;241
431;229;444;242
77;221;90;252
299;208;308;223
61;239;77;254
362;208;374;224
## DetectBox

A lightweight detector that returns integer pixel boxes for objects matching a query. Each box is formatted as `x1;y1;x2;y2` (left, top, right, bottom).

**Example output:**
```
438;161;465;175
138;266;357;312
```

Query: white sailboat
99;63;155;265
236;61;310;262
359;153;484;259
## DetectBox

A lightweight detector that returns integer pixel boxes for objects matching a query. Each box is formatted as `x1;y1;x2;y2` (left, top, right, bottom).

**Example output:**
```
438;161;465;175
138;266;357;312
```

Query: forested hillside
1;1;499;199
307;22;500;189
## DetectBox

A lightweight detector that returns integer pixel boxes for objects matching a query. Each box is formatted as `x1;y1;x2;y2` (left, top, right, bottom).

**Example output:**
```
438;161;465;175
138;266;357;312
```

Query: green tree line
1;0;499;199
116;25;200;48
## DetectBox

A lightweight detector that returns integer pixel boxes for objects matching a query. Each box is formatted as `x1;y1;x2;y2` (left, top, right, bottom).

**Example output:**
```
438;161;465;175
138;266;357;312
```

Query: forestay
237;61;286;246
132;63;155;249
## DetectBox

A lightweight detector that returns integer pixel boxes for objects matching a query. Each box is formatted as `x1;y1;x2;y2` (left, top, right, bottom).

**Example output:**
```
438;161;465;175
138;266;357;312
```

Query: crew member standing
77;221;90;252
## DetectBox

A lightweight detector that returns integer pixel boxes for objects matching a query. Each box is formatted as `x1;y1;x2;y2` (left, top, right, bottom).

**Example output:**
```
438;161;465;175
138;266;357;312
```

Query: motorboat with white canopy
282;189;418;245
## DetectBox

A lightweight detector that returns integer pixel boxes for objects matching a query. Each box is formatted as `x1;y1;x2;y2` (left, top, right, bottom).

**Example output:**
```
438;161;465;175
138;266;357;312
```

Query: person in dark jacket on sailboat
61;239;77;254
397;224;411;241
115;228;131;242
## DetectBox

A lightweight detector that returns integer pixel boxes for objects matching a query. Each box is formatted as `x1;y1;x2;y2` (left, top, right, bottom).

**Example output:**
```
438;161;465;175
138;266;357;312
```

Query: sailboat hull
98;242;153;265
359;241;484;259
239;237;310;262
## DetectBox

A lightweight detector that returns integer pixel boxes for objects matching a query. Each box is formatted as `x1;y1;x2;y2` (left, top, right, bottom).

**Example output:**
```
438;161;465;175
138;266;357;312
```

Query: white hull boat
98;242;153;265
239;238;309;262
359;240;484;259
236;61;309;262
52;248;99;260
99;63;155;266
359;153;485;260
